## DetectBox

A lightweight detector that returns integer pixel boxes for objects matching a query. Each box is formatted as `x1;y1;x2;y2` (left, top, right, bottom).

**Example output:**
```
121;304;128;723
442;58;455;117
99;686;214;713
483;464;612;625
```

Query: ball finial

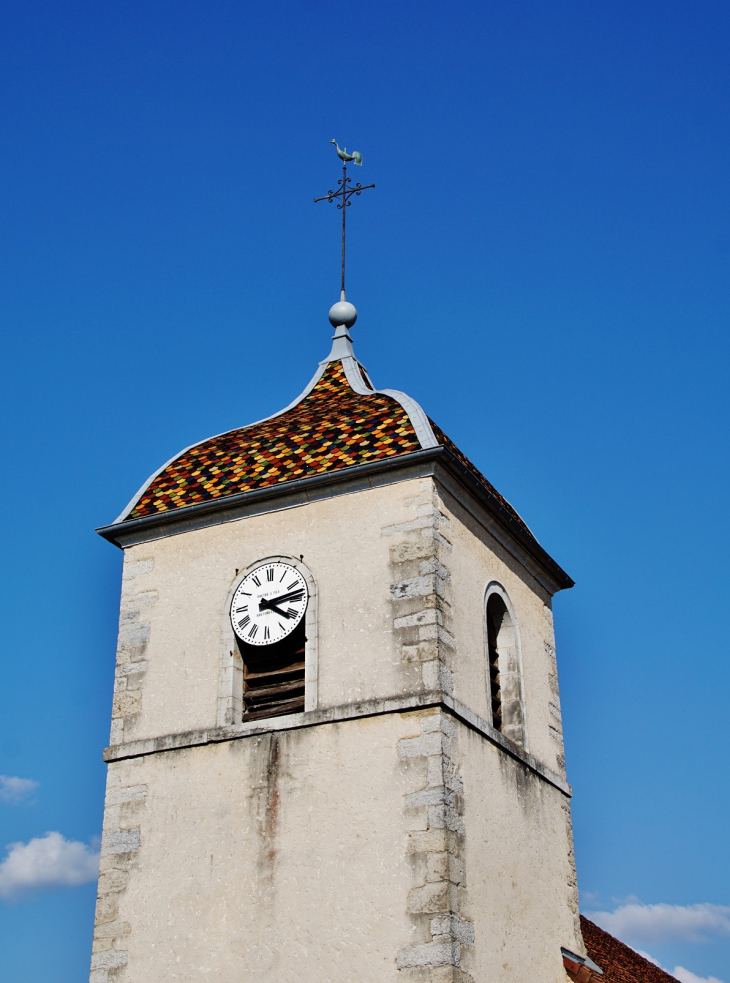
328;299;357;329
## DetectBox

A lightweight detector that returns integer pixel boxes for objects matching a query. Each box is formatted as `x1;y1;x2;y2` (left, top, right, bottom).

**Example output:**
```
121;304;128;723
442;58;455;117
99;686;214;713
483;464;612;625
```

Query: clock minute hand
266;589;305;606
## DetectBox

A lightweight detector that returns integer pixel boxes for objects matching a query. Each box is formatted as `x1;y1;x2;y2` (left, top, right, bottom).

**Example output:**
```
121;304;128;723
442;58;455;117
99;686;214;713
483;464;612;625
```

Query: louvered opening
486;595;503;732
239;620;306;721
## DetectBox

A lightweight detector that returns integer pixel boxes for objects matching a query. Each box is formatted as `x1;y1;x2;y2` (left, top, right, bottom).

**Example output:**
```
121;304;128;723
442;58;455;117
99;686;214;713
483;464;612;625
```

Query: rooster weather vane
315;140;375;311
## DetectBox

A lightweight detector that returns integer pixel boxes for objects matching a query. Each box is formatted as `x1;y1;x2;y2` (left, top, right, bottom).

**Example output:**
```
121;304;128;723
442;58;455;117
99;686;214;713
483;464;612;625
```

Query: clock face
230;561;308;646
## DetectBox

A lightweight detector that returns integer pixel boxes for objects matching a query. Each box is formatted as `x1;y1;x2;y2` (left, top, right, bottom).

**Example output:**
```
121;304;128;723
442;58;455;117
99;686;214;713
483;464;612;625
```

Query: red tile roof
581;916;678;983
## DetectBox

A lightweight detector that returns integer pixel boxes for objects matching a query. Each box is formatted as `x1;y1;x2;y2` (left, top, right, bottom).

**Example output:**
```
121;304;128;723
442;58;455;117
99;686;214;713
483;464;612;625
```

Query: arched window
218;556;318;727
485;585;526;748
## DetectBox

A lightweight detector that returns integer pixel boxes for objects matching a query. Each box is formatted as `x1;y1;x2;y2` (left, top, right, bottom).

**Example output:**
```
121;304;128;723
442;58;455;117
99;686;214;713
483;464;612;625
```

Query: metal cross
314;148;375;299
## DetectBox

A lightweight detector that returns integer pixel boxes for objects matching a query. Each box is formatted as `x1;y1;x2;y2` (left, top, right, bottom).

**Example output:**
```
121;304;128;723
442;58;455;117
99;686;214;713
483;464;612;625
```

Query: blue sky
0;1;728;980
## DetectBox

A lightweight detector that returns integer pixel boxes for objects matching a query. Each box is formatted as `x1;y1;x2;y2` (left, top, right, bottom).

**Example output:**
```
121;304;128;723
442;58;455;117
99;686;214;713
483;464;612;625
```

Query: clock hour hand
259;597;294;618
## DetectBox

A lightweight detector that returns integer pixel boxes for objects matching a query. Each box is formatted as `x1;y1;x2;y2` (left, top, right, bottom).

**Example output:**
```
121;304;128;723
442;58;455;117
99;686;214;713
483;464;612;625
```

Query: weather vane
315;140;375;322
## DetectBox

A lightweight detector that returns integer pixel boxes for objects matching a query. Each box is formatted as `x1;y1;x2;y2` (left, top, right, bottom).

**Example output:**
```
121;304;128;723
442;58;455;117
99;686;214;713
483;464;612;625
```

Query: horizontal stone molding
103;692;571;796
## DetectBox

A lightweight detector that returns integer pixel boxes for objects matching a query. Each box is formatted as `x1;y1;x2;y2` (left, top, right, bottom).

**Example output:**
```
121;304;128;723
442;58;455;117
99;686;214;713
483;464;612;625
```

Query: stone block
91;920;131;940
112;691;141;717
397;733;444;759
122;558;153;581
101;829;140;856
97;870;130;894
448;854;466;885
419;711;444;734
91;949;127;970
105;785;147;807
425;852;449;883
430;915;474;945
91;950;128;971
407;881;450;914
117;622;150;653
397;940;460;969
422;661;454;694
401;640;440;664
418;558;451;581
429;967;475;983
94;892;120;924
394;609;442;630
381;517;435;537
391;576;445;601
405;786;448;809
389;541;438;563
120;589;157;611
427;755;445;787
407;829;449;855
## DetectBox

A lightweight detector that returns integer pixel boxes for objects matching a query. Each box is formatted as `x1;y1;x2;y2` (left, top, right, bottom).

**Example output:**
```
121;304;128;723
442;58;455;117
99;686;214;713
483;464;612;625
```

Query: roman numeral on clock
248;624;258;639
238;615;250;630
266;567;274;581
252;575;261;587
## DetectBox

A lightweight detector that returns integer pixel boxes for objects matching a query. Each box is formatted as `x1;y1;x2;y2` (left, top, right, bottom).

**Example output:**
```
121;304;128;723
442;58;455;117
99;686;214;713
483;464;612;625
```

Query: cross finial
314;140;375;328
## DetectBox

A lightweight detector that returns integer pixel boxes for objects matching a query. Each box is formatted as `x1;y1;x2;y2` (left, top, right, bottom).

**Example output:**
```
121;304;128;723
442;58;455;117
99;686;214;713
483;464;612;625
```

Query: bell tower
89;148;588;983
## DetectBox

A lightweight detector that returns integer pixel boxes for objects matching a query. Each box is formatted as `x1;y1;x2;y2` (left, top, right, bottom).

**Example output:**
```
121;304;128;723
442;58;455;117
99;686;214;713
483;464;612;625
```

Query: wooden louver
240;620;306;721
486;604;503;732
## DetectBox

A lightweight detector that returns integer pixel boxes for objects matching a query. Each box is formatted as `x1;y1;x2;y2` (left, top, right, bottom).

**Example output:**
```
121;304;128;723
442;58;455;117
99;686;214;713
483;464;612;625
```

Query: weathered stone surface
89;474;583;981
90;920;131;940
397;940;460;969
100;828;140;856
90;949;128;971
97;869;129;894
111;691;141;717
407;881;451;914
94;893;120;924
105;785;147;807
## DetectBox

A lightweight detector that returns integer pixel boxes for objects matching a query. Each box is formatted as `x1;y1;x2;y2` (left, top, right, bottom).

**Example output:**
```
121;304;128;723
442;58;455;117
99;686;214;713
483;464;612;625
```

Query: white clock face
230;561;308;646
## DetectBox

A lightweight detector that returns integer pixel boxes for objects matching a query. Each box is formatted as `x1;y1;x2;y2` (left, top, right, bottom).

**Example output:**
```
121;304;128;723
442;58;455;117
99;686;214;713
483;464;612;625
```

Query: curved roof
113;336;536;548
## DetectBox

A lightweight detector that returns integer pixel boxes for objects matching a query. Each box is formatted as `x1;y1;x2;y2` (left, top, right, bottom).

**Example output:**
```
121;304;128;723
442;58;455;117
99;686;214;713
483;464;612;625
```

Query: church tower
89;157;589;983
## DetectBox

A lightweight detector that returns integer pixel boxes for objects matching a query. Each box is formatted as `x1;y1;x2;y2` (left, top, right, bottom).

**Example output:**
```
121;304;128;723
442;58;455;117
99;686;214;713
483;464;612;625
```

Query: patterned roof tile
124;355;534;545
130;361;420;519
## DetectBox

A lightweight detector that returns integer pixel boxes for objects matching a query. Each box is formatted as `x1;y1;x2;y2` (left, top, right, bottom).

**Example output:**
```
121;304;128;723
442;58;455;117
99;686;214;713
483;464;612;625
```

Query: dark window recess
486;595;503;732
239;619;306;721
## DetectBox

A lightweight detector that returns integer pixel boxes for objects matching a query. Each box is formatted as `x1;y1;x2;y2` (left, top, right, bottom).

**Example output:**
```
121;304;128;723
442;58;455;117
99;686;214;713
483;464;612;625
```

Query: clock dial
230;561;308;646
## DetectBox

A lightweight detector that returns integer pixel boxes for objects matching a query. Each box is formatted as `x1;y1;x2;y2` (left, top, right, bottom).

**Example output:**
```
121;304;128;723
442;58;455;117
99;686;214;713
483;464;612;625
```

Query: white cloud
588;902;730;945
0;832;99;900
673;966;725;983
0;775;39;804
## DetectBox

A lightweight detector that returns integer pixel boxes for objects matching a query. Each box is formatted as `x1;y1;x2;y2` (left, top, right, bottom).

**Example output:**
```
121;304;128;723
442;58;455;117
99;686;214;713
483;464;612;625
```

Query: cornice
97;444;573;593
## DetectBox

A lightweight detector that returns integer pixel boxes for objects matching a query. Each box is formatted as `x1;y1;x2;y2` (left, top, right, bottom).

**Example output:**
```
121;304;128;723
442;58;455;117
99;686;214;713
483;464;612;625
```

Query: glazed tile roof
129;360;420;519
120;352;534;546
581;917;678;983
